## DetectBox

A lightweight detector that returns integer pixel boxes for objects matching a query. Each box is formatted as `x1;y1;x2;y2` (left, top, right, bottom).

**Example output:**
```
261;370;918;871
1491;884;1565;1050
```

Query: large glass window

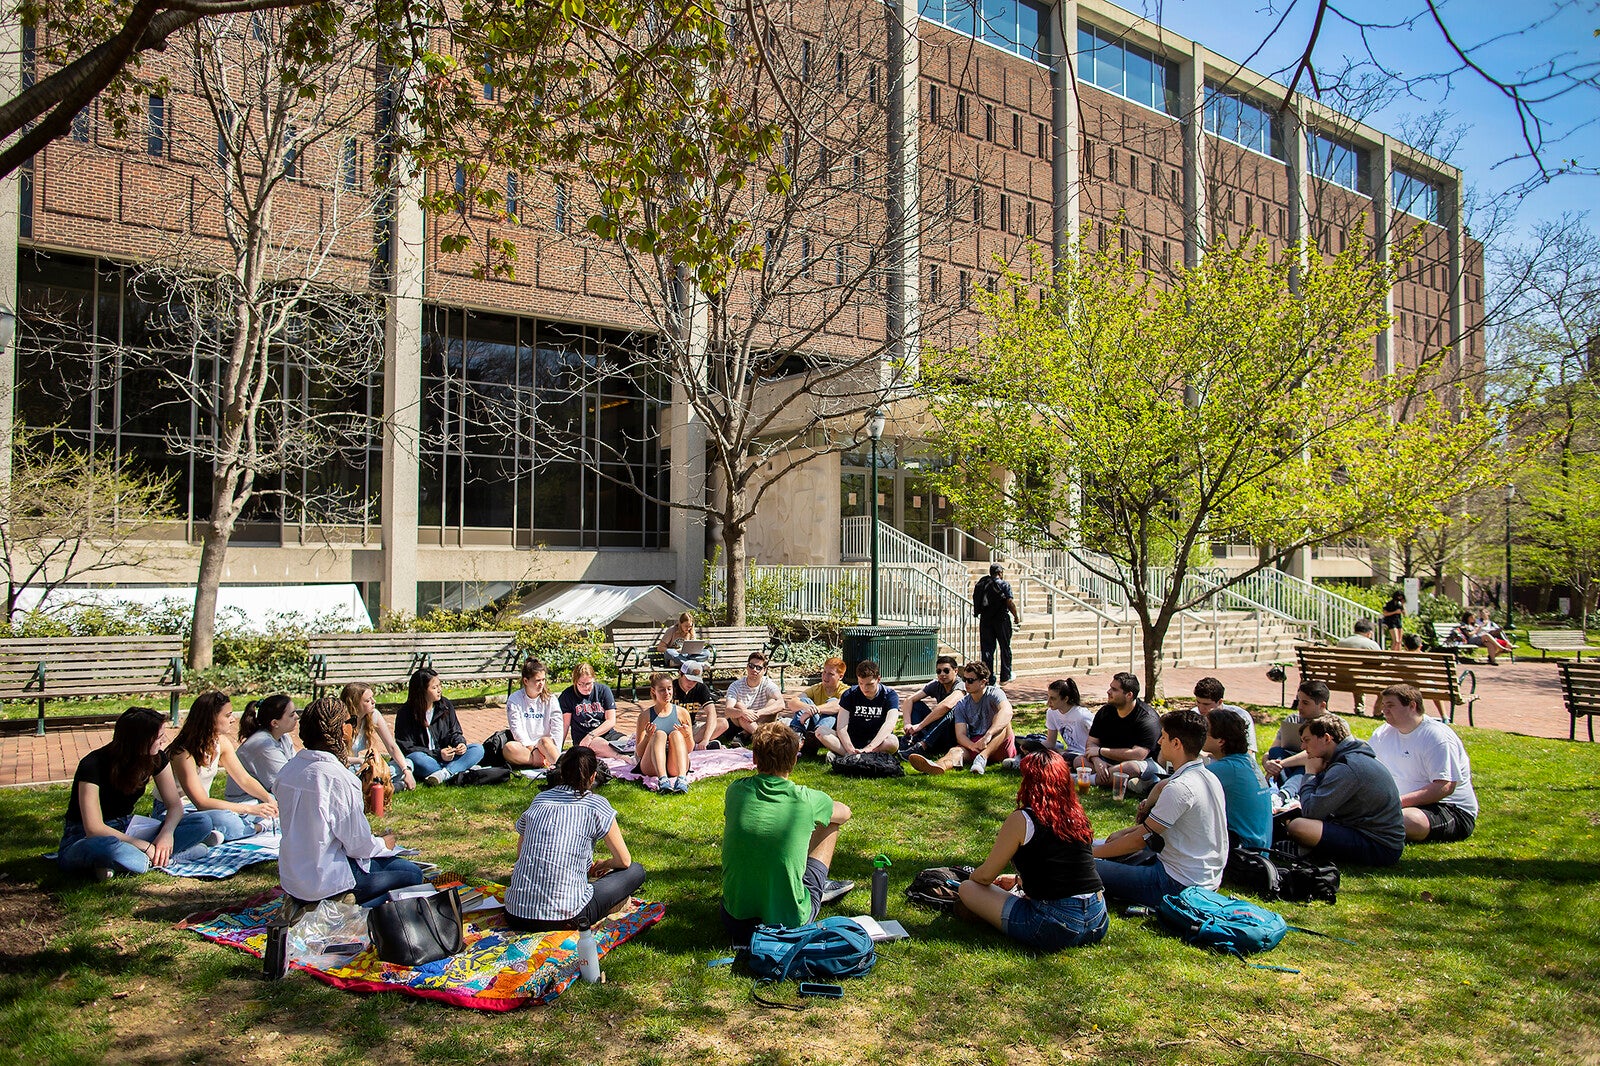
419;308;669;549
15;251;382;536
1306;129;1370;193
1204;82;1285;159
1078;23;1178;115
920;0;1049;62
1392;168;1440;224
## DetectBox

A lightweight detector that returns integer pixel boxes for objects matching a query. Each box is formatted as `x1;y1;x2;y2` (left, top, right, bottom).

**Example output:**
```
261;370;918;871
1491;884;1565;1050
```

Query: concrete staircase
983;610;1303;678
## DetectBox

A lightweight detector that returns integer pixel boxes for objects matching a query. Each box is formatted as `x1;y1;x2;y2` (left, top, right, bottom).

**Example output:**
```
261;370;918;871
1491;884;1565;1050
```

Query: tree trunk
1139;611;1172;703
725;518;747;626
189;519;234;669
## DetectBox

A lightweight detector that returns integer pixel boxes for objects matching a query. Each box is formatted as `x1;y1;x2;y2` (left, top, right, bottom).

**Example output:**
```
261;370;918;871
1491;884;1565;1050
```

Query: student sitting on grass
58;706;216;880
1369;684;1478;844
158;691;278;840
1279;714;1404;867
816;659;901;762
394;668;484;786
1203;708;1273;851
720;651;784;742
227;694;298;800
785;656;849;752
503;658;563;772
504;746;647;931
277;697;425;905
900;655;964;760
721;722;854;945
635;671;693;794
907;661;1015;775
560;662;626;758
342;682;416;791
956;750;1108;952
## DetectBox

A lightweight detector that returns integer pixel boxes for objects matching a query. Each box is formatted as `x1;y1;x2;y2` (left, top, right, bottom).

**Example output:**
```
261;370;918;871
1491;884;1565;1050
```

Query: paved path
2;659;1580;789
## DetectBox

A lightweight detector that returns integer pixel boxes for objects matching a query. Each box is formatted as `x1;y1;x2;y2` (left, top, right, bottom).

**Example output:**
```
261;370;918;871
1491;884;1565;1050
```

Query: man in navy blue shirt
816;660;902;760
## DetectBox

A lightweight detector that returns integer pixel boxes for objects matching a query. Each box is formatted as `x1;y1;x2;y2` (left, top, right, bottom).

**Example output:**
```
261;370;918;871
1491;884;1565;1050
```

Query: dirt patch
0;874;66;960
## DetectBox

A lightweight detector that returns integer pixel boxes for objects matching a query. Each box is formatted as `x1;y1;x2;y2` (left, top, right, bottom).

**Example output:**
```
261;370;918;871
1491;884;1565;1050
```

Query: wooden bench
0;636;186;735
307;631;523;698
703;626;790;692
610;625;672;700
1429;621;1481;660
1528;630;1591;661
1556;660;1600;741
1296;645;1477;726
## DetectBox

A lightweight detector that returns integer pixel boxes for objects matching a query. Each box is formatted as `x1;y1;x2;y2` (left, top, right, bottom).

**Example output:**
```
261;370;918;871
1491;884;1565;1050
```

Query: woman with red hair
957;749;1108;950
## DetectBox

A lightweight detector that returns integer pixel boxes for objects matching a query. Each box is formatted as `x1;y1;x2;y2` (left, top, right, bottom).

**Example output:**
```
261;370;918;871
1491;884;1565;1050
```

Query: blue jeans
1001;892;1109;951
152;801;258;842
350;856;428;904
406;745;485;780
1093;854;1187;910
1266;745;1305;782
903;700;957;756
58;813;213;876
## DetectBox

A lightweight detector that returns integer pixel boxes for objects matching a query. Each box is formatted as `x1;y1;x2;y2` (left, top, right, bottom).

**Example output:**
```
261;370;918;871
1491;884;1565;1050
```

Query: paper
384;883;439;901
849;916;909;942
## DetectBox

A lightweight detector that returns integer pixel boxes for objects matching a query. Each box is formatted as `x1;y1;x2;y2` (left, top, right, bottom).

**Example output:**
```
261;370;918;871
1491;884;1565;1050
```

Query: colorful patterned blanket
178;884;665;1011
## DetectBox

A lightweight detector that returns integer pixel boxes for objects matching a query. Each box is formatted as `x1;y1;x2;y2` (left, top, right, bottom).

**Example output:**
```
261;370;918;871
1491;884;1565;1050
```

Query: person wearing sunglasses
720;652;782;744
901;655;964;761
908;661;1015;775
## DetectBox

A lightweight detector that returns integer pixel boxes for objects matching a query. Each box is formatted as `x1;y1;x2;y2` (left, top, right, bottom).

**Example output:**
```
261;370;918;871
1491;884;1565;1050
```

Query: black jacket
393;697;467;757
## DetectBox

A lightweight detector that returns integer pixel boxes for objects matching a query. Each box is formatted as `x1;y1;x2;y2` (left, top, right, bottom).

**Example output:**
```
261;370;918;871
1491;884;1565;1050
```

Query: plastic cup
1112;771;1129;800
1076;767;1093;792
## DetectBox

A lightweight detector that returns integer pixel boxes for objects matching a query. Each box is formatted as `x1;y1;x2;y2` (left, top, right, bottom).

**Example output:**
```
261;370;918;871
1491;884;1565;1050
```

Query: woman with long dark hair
226;694;298;800
276;697;425;904
392;668;484;786
956;749;1107;951
160;691;278;840
503;746;647;930
58;707;215;879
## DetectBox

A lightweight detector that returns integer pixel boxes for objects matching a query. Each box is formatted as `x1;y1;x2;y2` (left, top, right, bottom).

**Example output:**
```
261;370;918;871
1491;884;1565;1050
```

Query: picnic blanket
161;840;279;879
605;746;754;790
179;883;665;1011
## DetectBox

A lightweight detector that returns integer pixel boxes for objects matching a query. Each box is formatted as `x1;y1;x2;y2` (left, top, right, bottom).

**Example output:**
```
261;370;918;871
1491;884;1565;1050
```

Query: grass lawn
2;710;1597;1066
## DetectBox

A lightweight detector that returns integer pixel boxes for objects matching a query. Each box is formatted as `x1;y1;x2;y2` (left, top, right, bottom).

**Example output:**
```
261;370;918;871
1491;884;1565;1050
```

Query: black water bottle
262;921;289;980
870;854;891;920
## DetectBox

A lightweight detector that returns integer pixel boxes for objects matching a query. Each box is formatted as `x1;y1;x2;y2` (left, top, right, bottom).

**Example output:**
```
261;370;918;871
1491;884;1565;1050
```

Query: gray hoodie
1298;737;1405;854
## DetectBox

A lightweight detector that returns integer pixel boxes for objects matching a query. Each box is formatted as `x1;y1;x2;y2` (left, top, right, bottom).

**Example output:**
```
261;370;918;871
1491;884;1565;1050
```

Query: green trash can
842;626;939;684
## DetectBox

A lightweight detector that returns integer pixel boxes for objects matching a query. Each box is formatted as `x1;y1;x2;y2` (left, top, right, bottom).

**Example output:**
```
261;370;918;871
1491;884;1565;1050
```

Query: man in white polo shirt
1369;683;1479;842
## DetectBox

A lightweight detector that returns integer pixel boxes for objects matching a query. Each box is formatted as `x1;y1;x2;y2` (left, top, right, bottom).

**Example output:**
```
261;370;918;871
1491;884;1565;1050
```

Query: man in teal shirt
721;722;854;944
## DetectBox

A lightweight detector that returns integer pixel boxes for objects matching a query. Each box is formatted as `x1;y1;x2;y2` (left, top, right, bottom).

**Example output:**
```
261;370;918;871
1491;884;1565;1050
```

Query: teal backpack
1158;887;1289;957
744;917;877;981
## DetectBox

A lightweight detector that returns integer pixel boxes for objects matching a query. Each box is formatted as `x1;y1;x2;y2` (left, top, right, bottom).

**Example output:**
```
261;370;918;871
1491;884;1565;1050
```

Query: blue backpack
1158;887;1289;957
744;917;877;981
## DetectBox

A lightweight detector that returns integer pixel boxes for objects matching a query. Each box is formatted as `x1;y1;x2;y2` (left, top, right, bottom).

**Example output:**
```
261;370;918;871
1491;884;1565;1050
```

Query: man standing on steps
974;562;1021;684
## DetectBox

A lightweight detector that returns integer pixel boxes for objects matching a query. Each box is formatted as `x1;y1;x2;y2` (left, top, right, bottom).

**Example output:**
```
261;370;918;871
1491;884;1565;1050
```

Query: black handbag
367;887;465;966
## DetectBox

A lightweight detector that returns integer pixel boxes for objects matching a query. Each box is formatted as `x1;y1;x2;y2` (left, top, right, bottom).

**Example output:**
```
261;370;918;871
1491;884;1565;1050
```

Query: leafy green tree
924;235;1513;696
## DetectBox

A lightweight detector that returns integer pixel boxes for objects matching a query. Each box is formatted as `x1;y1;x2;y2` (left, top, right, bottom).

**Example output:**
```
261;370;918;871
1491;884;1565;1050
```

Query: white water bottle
577;924;600;983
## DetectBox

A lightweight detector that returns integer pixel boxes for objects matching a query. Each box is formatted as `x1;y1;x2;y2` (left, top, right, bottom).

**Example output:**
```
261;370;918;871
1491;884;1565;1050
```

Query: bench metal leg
36;697;46;737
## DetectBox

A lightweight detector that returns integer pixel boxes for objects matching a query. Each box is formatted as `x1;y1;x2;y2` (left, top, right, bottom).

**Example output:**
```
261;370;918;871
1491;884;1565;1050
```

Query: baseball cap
680;661;705;679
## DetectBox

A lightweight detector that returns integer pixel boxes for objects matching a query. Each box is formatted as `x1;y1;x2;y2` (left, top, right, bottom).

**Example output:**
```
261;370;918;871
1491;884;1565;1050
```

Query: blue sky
1139;0;1597;242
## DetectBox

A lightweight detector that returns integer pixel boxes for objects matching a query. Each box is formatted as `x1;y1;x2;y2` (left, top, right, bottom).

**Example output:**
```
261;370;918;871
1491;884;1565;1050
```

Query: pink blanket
605;747;754;790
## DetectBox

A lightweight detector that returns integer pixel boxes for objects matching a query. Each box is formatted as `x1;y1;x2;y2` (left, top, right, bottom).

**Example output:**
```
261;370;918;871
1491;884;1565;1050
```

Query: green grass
2;710;1597;1065
0;682;509;723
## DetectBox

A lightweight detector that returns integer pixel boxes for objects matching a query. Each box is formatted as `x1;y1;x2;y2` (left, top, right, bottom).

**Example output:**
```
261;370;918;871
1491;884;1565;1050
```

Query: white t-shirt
726;677;782;716
507;689;563;748
1045;704;1094;754
1148;760;1228;890
1370;716;1478;817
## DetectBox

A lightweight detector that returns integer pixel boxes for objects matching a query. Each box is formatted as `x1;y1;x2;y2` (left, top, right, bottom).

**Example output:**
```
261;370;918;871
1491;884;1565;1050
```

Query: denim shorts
1001;891;1109;952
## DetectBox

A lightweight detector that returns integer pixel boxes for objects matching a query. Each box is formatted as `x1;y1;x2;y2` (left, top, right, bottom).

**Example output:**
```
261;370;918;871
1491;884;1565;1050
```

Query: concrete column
0;16;21;492
1445;174;1466;377
1049;0;1079;261
1372;140;1395;377
1181;44;1206;266
670;273;709;603
886;0;921;388
1285;104;1309;284
379;74;425;620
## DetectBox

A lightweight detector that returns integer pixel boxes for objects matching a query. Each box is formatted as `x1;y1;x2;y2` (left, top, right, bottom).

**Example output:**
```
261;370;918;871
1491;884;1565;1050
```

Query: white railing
841;516;967;585
1227;568;1380;644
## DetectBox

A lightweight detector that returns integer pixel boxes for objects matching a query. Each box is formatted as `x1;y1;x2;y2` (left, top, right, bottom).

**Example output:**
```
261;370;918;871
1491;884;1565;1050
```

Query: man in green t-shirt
721;721;855;943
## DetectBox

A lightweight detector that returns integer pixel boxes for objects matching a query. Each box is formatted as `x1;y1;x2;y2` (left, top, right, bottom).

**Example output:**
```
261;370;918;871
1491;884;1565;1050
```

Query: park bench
1429;621;1483;661
0;636;185;735
703;625;790;692
1528;630;1591;661
1556;660;1600;741
1296;644;1477;726
307;631;523;698
610;626;673;700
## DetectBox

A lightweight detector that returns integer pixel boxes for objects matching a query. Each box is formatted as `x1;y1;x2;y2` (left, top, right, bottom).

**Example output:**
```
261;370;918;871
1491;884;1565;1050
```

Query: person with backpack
1092;708;1228;909
973;563;1021;683
1280;714;1404;866
721;722;855;945
955;750;1107;951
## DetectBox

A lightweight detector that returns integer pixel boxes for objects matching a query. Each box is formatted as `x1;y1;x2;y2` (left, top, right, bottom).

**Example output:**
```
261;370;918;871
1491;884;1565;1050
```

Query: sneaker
706;739;723;750
518;769;543;780
908;753;945;776
202;829;226;848
824;751;836;764
970;754;987;775
423;769;449;787
818;879;855;905
91;865;117;882
1000;757;1020;771
674;776;691;793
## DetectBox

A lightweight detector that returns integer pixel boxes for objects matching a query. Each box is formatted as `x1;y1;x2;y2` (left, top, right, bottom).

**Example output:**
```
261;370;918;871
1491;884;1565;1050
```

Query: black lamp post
1504;483;1514;630
867;408;886;626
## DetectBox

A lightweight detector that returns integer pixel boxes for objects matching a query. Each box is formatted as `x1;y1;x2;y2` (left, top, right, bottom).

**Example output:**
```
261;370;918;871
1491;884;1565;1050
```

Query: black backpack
972;577;993;617
904;865;974;911
445;766;512;787
1224;845;1339;904
828;752;905;778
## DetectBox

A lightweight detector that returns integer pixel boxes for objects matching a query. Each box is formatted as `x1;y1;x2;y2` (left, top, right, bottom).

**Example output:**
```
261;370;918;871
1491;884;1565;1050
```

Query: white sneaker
424;769;449;787
1000;757;1019;771
824;751;836;764
970;754;987;775
202;829;226;848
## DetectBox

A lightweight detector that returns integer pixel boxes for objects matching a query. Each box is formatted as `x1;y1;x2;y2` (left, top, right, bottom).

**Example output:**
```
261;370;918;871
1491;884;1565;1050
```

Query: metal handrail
840;516;966;584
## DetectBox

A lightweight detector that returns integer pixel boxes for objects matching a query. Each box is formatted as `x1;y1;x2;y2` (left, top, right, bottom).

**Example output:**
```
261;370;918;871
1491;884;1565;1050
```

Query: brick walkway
2;659;1582;789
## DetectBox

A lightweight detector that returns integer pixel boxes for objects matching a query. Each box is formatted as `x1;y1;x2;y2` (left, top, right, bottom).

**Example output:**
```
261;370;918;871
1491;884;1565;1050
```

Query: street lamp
867;408;886;626
1505;483;1515;631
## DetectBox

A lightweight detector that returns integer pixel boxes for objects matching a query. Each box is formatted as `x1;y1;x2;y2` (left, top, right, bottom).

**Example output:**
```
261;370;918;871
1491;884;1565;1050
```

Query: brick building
0;0;1480;619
